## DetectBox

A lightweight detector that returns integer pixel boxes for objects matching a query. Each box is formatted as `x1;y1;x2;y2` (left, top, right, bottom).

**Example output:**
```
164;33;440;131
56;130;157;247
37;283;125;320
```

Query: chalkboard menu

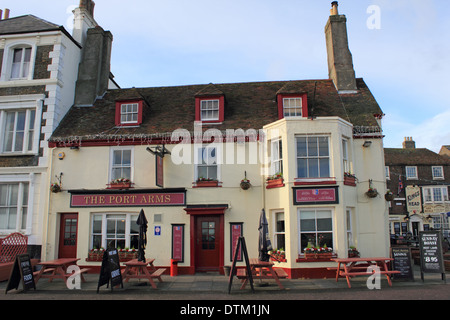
419;231;446;282
5;254;36;294
97;248;123;292
391;247;414;281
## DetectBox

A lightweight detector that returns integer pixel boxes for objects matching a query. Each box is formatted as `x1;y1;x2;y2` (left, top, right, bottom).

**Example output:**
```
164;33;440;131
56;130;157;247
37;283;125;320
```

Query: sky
2;0;449;152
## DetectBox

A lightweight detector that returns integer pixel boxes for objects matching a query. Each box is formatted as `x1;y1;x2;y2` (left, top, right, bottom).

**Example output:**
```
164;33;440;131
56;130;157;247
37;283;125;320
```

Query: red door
58;213;78;258
195;216;222;272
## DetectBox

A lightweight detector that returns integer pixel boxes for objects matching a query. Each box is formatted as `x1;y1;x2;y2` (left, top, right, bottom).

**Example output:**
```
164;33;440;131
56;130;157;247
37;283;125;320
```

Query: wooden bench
274;268;288;278
150;268;166;282
33;268;55;277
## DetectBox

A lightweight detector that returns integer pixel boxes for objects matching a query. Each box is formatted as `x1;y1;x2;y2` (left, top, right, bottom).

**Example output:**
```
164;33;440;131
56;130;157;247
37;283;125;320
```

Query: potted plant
108;178;133;189
50;182;61;193
366;187;378;198
385;189;394;201
304;245;317;259
266;172;284;189
240;178;251;190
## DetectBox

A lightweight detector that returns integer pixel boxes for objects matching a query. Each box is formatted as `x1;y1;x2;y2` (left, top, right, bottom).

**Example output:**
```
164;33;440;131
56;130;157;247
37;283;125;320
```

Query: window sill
294;177;336;186
193;180;221;188
0;152;37;157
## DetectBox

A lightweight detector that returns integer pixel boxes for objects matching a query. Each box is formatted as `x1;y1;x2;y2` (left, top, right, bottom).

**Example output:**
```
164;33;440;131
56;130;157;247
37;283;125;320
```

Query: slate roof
0;15;80;47
385;148;450;166
50;77;383;145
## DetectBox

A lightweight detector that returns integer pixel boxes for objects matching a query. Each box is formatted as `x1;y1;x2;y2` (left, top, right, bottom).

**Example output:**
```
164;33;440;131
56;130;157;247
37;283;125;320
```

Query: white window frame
109;147;134;182
272;210;285;250
405;166;418;180
200;99;220;121
385;166;390;180
0;174;35;235
1;41;36;82
0;95;43;155
270;139;283;175
298;208;334;254
194;145;220;181
90;212;139;250
283;97;302;117
432;166;444;180
296;135;331;179
119;103;139;124
423;186;449;203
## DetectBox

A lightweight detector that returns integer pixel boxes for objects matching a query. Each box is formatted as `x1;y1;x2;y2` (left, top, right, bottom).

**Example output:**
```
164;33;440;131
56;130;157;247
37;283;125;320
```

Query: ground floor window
273;211;285;250
298;208;333;253
0;182;29;231
91;213;139;250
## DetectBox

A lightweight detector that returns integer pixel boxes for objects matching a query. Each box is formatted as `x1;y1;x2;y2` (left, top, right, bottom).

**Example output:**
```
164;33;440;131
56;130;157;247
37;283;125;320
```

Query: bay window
299;208;333;253
296;136;330;178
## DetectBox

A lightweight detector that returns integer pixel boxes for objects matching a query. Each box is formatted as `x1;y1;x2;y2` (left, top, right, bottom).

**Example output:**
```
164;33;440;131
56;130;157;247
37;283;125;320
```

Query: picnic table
237;258;288;290
121;258;166;289
329;257;401;288
34;258;90;283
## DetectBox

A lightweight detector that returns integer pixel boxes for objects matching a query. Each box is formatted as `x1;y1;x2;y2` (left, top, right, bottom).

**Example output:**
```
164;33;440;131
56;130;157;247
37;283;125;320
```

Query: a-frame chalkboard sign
418;231;446;283
228;236;254;294
5;254;36;294
97;248;123;293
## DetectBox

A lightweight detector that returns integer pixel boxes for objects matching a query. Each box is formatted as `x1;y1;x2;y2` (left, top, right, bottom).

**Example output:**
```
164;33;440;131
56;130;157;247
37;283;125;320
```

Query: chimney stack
402;137;416;149
324;1;357;94
72;0;98;46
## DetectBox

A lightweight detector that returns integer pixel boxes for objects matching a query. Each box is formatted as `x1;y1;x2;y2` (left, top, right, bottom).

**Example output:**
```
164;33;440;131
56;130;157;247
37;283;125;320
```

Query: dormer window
115;100;144;126
195;95;225;123
277;93;308;119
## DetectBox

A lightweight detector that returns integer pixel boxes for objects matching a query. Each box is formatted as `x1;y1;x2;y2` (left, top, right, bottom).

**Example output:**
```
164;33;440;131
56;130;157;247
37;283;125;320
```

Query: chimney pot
331;1;339;15
402;137;416;149
0;10;3;20
4;8;9;19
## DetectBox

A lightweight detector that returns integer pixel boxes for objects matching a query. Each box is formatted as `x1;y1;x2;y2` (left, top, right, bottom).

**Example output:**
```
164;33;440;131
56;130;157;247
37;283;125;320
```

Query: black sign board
419;231;446;282
97;248;123;292
391;247;414;281
5;254;36;294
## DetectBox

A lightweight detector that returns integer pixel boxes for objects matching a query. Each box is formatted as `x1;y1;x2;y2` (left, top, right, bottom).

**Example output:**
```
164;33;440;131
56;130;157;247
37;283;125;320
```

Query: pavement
0;264;448;300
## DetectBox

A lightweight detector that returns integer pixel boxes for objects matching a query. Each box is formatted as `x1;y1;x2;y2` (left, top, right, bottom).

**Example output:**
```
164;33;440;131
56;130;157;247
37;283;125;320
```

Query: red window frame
195;95;225;123
277;93;308;119
115;100;144;126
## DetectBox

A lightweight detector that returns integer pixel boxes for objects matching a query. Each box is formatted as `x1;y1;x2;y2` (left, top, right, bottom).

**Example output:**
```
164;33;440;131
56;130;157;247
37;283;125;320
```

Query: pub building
46;2;390;278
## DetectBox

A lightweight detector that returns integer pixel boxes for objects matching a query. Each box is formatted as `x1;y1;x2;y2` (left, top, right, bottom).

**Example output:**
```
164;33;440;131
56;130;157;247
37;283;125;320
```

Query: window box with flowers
348;246;360;258
301;244;335;261
107;178;133;189
86;248;105;261
269;249;286;262
343;172;356;186
194;177;220;188
118;248;138;261
266;173;285;189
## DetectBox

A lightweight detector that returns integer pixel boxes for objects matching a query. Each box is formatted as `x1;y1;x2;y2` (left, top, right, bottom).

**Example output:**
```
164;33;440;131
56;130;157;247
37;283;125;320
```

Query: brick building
385;137;450;242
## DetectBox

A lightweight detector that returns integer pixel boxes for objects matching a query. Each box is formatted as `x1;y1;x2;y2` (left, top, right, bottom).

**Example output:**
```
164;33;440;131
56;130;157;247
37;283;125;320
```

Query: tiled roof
385;148;450;166
0;15;60;35
50;78;383;144
0;14;81;47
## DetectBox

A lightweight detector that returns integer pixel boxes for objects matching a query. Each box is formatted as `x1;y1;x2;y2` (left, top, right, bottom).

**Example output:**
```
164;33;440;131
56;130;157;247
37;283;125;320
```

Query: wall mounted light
363;141;372;148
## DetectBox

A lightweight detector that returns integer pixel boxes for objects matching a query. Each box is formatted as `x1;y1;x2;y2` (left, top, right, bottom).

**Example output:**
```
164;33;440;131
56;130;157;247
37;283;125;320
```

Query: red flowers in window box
107;178;133;189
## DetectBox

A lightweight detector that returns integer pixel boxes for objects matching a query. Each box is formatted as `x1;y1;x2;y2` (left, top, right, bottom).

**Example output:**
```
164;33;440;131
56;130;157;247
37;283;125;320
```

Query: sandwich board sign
97;248;123;292
5;254;36;294
418;231;446;283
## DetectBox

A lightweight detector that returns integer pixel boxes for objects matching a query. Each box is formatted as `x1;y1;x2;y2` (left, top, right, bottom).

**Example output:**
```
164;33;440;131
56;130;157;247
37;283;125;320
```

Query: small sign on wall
293;186;339;205
154;226;161;236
